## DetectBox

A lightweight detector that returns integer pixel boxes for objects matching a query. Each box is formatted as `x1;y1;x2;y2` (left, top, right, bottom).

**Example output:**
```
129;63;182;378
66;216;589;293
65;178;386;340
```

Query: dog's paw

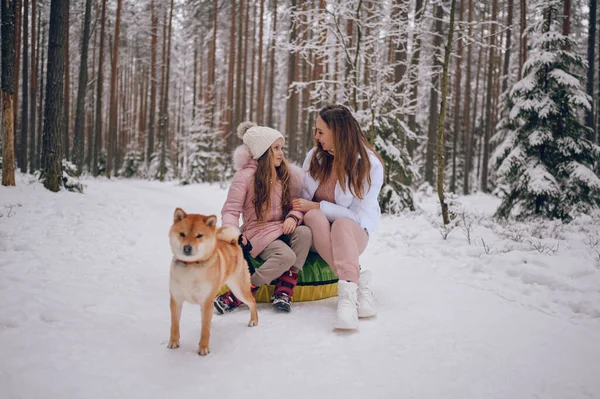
197;345;210;356
167;339;180;349
248;319;258;327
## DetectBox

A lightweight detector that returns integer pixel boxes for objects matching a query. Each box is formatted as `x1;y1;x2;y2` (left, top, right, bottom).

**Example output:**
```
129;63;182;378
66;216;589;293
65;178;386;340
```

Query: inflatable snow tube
219;252;338;302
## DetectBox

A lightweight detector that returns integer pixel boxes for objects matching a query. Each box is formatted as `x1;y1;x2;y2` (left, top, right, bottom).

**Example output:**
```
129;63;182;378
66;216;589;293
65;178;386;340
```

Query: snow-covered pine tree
496;0;600;221
184;119;226;184
376;123;416;213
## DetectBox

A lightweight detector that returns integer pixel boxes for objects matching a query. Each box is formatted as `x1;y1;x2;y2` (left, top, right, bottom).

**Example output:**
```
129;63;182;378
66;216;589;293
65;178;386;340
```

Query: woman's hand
292;199;320;213
282;217;297;235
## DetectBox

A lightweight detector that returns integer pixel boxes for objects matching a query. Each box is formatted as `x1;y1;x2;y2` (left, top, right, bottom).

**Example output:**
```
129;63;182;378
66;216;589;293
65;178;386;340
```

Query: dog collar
176;258;208;266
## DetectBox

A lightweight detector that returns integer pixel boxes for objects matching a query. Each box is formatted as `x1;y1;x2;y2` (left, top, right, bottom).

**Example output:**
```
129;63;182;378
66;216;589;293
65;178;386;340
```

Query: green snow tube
219;252;339;302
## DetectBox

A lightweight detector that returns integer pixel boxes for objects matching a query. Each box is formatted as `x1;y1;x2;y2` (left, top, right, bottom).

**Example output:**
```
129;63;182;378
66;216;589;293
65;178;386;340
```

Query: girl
215;122;312;313
292;105;384;329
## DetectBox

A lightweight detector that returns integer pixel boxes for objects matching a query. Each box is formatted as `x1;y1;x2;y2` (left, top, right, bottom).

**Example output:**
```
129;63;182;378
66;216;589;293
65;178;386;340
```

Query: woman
292;105;384;329
216;122;312;313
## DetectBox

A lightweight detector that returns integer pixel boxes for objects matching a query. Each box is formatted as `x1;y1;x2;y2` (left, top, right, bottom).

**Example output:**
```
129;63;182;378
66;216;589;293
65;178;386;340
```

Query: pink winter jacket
221;145;305;258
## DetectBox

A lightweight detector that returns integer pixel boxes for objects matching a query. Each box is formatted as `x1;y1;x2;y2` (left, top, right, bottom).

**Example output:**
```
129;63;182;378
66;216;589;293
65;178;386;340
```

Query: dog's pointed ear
205;215;217;229
174;208;187;223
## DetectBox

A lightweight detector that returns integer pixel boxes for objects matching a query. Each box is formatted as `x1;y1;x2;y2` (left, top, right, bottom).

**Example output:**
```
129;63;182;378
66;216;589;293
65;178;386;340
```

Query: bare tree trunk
93;0;107;176
267;0;278;126
241;0;250;121
208;0;218;128
481;0;497;192
462;0;473;195
424;2;444;186
28;0;36;174
36;17;44;171
519;0;526;78
192;34;197;121
20;0;29;173
586;0;596;140
562;0;571;38
225;0;236;144
450;0;463;193
437;0;458;225
299;0;311;158
286;0;298;159
1;0;17;186
13;0;21;164
63;2;70;161
249;1;257;121
234;0;244;132
73;0;92;173
41;0;68;192
146;0;158;166
86;1;97;171
106;0;122;177
407;0;424;157
256;0;265;124
501;0;513;94
158;0;174;181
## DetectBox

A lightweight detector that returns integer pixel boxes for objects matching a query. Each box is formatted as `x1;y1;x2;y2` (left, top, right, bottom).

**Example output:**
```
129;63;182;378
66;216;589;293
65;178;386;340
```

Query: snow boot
272;269;299;312
334;280;359;330
214;286;259;314
357;270;376;318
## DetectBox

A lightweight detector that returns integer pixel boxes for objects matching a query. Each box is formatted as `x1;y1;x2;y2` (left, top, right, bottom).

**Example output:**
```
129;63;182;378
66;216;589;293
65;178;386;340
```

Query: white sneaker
358;270;377;318
334;280;359;330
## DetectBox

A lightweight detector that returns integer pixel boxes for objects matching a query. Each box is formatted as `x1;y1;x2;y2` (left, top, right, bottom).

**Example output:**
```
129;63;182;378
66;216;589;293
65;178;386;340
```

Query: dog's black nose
183;245;192;255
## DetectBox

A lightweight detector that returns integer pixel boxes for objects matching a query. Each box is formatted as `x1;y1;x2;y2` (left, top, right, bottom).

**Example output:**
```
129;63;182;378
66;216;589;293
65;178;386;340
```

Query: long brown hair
309;105;383;199
253;147;291;221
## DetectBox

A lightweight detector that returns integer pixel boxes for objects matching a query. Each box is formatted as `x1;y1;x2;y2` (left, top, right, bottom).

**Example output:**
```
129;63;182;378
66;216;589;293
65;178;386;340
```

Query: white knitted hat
236;121;285;160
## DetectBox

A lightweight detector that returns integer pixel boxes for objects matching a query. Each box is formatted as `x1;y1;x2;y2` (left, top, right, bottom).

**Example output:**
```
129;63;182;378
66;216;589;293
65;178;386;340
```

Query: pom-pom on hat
237;121;285;160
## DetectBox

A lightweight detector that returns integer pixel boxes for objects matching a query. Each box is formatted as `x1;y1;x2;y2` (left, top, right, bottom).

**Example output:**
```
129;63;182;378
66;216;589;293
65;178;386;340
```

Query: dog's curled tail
217;226;241;245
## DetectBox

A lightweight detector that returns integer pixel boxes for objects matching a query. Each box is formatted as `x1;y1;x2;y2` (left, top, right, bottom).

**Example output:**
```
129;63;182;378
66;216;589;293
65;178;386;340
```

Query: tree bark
437;0;458;225
234;0;244;133
93;0;107;176
462;0;473;195
481;0;498;193
519;0;527;78
225;0;236;144
450;0;463;193
208;0;218;128
285;0;298;159
106;0;122;177
407;0;424;157
73;0;92;173
28;0;36;174
146;0;158;165
267;0;278;126
41;0;69;192
36;18;44;172
13;0;21;164
501;0;514;94
256;0;265;124
1;0;17;186
20;0;29;173
63;2;70;160
424;2;444;186
158;0;174;181
586;0;596;140
241;0;250;121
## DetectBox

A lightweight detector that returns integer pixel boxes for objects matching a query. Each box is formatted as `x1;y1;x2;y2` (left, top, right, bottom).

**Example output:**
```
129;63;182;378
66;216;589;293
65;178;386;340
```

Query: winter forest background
1;0;600;222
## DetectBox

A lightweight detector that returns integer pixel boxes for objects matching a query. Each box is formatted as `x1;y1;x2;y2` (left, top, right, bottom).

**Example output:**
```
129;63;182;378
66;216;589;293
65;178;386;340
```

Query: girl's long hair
253;147;291;221
309;104;383;199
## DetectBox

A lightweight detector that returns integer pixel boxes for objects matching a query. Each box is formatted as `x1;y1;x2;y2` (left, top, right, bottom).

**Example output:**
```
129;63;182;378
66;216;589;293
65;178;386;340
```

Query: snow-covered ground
1;174;599;399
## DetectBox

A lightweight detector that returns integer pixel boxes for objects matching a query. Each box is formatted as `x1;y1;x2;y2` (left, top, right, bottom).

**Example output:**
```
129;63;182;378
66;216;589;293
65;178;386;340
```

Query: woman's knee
304;208;326;224
331;218;357;233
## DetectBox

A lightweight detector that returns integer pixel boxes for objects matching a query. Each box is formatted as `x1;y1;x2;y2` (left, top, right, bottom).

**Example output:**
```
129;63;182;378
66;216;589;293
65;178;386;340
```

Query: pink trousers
303;209;369;283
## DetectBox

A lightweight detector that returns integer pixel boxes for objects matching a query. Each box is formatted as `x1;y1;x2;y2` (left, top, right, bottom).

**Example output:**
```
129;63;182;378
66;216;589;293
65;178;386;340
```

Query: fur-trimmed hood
232;144;303;189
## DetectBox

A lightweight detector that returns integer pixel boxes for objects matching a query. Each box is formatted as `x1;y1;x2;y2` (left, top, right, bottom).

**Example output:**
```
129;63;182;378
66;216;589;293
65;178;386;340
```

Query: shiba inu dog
168;208;258;356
